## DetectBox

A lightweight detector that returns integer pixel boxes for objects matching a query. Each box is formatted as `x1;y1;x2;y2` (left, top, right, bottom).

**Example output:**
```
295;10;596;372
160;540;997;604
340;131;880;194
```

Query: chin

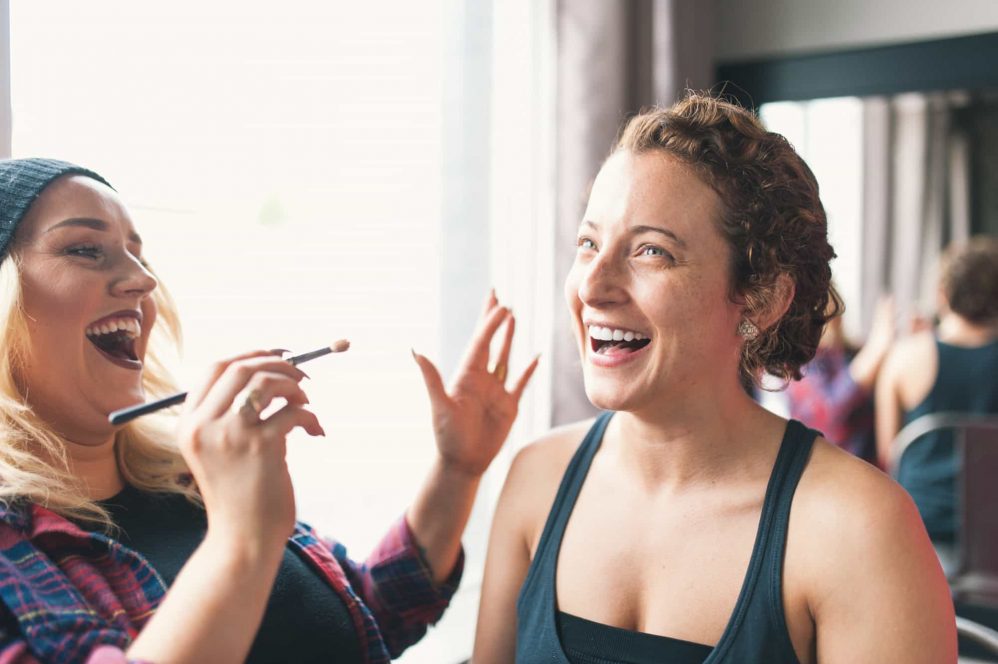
104;385;146;415
583;381;633;412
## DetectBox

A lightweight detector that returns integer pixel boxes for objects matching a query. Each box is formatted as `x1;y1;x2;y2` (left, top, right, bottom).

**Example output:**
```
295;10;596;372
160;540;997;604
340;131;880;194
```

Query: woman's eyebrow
581;219;686;248
45;217;142;244
629;224;686;248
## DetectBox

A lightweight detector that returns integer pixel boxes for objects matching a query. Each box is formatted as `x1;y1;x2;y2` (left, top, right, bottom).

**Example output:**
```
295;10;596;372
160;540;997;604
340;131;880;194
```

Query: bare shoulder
500;418;596;552
509;418;594;482
789;436;942;598
795;438;924;549
786;438;956;660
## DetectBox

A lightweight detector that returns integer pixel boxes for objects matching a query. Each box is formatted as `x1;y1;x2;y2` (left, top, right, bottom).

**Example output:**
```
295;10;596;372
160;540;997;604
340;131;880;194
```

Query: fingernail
270;348;290;356
318;425;327;437
411;348;419;360
298;368;311;380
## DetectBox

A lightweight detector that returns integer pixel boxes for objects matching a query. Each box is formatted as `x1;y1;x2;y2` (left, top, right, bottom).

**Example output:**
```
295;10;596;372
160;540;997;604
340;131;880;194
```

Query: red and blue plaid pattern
0;501;461;663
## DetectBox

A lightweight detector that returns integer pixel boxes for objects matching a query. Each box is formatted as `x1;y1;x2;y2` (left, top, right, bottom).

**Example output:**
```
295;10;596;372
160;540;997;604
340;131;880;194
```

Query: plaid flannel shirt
0;501;462;664
785;346;876;463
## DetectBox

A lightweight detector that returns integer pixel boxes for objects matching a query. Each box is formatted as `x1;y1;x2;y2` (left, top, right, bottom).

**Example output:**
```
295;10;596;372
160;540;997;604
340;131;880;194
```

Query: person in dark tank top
471;92;958;664
876;237;998;572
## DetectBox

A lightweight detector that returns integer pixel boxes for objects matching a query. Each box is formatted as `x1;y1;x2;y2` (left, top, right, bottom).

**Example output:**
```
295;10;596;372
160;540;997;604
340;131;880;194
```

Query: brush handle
107;342;346;426
108;391;188;425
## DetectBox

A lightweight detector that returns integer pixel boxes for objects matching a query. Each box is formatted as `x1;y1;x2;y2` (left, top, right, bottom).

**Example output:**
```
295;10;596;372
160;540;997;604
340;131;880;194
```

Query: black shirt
89;486;362;663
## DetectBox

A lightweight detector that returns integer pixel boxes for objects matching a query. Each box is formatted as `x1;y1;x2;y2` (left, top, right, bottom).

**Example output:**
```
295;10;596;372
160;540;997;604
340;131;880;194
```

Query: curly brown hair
940;236;998;325
615;92;841;384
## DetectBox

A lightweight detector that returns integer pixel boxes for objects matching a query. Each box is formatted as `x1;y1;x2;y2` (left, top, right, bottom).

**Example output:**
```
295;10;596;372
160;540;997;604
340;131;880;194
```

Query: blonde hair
0;253;199;526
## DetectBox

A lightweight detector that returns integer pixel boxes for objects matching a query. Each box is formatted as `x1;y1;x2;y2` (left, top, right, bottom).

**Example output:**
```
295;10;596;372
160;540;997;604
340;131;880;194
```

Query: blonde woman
0;158;537;663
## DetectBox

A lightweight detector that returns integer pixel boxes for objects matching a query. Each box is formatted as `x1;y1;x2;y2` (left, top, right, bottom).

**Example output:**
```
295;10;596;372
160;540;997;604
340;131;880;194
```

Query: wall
716;0;998;62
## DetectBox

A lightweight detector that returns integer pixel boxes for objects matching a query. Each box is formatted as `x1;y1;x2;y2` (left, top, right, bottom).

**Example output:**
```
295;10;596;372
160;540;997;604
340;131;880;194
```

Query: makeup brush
108;339;351;426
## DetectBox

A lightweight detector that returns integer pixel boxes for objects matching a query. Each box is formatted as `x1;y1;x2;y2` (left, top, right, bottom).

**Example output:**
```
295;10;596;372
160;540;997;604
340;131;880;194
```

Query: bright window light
11;0;445;580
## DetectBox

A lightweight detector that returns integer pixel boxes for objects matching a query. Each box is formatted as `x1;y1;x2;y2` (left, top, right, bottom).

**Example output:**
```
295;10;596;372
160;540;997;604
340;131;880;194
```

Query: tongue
599;341;637;356
89;332;137;362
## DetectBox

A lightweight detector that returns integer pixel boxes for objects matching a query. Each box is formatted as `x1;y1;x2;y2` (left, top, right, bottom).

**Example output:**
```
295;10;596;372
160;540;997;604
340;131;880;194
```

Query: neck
938;313;998;346
606;376;784;490
62;436;125;500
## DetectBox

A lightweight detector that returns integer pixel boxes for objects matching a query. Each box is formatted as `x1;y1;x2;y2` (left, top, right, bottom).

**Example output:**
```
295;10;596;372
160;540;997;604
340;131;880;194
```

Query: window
7;2;555;661
760;98;864;339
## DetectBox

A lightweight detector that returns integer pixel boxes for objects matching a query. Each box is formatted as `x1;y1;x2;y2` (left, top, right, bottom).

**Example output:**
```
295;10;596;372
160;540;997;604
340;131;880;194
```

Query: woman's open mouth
588;325;651;356
86;315;142;370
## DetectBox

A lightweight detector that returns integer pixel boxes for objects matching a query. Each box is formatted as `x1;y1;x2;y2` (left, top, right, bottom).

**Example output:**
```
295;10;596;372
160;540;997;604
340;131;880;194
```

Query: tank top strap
708;419;816;663
518;411;613;611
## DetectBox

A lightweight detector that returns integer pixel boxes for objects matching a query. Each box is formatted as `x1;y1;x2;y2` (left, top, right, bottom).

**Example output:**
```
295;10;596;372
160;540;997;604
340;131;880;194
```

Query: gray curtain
552;0;715;426
860;93;972;333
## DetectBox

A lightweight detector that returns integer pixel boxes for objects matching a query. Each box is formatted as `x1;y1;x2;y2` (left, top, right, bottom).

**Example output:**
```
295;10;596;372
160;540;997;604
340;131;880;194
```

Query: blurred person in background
876;236;998;573
783;295;895;466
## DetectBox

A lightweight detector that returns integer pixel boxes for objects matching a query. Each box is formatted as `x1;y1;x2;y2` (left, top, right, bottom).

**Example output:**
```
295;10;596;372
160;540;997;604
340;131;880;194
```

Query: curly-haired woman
472;93;956;663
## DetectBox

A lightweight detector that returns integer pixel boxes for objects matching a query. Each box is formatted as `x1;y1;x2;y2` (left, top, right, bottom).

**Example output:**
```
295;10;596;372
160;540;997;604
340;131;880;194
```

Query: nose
576;249;628;308
110;254;158;299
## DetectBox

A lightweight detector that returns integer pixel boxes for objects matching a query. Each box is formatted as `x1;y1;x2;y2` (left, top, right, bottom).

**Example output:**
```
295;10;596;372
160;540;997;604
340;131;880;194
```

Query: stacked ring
240;389;265;422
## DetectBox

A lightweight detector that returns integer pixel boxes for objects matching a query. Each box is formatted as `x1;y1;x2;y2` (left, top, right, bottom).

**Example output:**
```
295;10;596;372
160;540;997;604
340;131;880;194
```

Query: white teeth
588;325;648;342
86;317;140;340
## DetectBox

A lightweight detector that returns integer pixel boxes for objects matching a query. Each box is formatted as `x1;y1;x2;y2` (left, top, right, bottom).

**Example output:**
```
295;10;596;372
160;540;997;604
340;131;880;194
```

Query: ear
752;273;796;332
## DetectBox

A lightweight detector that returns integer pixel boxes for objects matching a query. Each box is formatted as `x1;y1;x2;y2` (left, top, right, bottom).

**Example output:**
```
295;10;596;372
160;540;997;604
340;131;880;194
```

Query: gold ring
494;364;507;383
240;389;265;421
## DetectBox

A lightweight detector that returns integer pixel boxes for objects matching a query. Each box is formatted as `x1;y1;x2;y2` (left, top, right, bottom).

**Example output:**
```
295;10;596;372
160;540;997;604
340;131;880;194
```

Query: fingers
198;357;309;419
185;349;285;410
511;354;541;401
479;288;499;321
462;303;512;371
259;403;325;439
412;349;448;406
238;372;311;420
493;313;516;385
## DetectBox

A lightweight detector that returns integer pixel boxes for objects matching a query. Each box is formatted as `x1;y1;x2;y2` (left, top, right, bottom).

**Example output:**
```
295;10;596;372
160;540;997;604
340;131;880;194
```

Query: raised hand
411;290;540;478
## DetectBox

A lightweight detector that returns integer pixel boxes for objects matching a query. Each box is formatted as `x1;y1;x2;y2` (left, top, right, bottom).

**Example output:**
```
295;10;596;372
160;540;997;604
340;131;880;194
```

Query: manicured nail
411;348;419;361
270;348;291;356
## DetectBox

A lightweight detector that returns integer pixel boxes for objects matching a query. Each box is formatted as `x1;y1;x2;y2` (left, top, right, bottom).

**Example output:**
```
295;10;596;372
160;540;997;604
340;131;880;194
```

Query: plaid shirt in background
0;501;462;664
785;346;877;464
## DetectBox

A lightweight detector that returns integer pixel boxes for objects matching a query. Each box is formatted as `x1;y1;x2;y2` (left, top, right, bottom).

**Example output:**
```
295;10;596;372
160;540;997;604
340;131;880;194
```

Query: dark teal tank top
897;338;998;543
515;413;817;664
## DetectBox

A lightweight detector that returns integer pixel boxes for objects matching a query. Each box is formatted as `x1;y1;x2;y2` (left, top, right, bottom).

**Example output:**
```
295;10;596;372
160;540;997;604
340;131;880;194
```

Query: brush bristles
330;339;350;352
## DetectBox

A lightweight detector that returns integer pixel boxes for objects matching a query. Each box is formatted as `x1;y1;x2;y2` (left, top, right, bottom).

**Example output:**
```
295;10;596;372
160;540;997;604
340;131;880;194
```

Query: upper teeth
588;325;646;342
86;317;140;339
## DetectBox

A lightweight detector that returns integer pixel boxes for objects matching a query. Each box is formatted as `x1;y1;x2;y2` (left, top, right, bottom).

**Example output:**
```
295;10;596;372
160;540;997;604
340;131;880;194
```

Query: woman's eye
578;237;597;251
66;245;103;259
640;245;671;259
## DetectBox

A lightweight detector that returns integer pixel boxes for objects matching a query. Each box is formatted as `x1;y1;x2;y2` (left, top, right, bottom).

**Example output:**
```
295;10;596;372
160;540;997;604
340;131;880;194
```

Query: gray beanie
0;158;112;262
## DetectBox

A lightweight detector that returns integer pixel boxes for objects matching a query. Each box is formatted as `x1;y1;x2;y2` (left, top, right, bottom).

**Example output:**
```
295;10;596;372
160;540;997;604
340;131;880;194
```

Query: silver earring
737;319;759;340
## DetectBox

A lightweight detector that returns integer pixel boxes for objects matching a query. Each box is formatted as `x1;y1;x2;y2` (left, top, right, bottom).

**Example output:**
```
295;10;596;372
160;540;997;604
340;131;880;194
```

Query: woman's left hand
412;290;539;479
